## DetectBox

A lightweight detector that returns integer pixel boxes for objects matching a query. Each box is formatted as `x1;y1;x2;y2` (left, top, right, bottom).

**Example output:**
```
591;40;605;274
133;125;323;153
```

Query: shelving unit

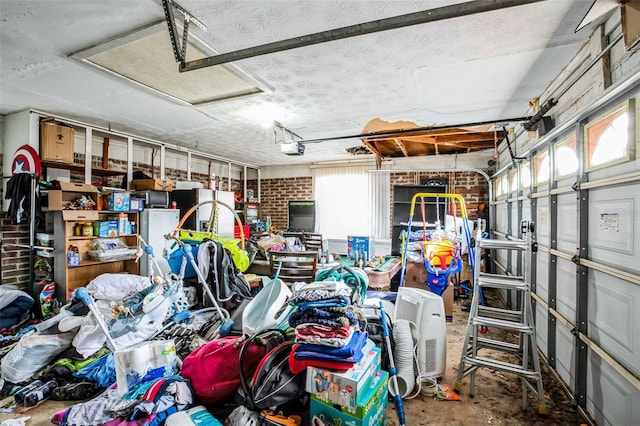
52;210;139;301
391;182;447;255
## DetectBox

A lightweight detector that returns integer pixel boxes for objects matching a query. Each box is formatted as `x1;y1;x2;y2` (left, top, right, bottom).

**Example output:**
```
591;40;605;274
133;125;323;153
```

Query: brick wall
250;171;487;236
257;177;313;230
0;217;31;289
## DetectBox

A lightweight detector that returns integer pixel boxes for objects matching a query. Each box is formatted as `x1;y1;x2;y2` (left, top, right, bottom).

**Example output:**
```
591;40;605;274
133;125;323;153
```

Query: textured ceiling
0;0;596;167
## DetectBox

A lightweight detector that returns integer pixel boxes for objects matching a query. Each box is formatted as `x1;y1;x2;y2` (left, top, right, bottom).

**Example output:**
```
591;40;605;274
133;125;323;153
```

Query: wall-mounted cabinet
53;210;139;301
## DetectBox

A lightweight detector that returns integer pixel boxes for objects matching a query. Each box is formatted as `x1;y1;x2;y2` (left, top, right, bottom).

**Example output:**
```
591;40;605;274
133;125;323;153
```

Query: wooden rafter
363;140;383;169
393;138;409;157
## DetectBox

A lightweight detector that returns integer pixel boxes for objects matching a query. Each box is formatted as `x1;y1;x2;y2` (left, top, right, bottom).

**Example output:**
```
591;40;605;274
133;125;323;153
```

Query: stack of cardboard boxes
307;340;388;426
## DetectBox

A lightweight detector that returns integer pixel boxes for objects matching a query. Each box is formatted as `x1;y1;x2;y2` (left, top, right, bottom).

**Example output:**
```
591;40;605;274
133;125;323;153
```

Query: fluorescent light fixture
69;21;273;106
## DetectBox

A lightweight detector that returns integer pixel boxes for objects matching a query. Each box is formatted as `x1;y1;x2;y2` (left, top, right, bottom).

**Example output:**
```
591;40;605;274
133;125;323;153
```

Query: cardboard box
310;371;388;426
40;121;75;163
131;178;173;192
106;192;131;212
347;236;375;260
61;210;99;221
306;340;381;410
48;183;99;211
93;221;119;237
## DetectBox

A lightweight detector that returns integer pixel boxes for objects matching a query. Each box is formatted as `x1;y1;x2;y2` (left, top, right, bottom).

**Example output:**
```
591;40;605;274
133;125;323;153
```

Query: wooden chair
303;233;323;253
270;251;318;285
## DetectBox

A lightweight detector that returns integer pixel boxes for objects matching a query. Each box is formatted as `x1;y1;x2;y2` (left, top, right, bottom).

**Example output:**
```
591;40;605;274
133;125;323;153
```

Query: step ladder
455;221;547;414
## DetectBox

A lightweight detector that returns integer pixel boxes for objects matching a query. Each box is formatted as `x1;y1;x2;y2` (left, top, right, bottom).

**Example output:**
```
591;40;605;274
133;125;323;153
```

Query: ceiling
0;0;598;168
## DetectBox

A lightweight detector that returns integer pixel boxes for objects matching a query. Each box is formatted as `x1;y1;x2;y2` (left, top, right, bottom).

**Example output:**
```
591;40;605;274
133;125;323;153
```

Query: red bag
181;332;285;405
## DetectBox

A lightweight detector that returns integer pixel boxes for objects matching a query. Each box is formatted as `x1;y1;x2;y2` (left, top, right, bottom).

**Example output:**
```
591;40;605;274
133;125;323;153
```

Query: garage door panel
588;270;640;377
510;202;519;237
536;196;550;247
535;302;548;355
588;184;639;274
557;193;577;253
556;258;577;321
522;202;531;225
535;254;549;302
496;203;508;235
556;321;576;392
587;349;640;426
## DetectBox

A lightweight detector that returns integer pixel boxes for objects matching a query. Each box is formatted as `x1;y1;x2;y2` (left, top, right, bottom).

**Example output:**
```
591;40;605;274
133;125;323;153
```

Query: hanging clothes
4;173;42;227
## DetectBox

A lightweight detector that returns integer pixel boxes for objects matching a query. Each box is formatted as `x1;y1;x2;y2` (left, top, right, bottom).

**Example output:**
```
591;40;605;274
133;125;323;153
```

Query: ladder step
472;336;521;353
478;305;523;322
471;316;533;333
478;273;527;290
461;356;540;379
479;239;528;250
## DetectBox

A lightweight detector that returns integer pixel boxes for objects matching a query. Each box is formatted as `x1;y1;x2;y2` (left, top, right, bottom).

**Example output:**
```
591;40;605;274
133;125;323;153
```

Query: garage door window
495;174;508;198
586;104;630;170
554;134;577;179
520;161;531;190
510;168;518;194
534;149;549;185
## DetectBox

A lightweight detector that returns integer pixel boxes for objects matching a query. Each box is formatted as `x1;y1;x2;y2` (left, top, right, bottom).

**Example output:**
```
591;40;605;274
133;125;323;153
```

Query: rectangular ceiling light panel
70;21;271;106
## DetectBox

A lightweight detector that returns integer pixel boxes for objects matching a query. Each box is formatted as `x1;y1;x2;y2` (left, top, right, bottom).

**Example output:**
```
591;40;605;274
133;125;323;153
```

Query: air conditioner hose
391;319;415;398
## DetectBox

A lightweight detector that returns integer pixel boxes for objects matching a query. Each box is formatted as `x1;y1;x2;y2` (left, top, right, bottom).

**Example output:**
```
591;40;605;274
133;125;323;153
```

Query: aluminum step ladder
455;221;547;414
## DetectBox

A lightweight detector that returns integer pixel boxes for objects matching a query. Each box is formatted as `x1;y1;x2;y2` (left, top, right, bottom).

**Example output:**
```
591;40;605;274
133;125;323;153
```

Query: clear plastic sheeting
88;238;137;262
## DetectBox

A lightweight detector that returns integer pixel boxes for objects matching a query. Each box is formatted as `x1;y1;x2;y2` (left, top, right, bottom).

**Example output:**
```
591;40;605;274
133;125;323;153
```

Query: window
520;161;531;190
510;168;518;193
313;165;389;240
534;149;549;185
554;134;578;179
495;174;508;198
586;104;630;169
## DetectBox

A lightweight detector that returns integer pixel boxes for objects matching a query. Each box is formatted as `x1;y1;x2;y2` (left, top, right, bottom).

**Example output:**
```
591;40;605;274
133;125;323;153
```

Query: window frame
554;133;578;179
534;149;550;185
584;101;632;171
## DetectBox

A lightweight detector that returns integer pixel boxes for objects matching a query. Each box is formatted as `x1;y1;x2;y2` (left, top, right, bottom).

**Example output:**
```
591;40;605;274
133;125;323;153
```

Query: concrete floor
0;297;586;426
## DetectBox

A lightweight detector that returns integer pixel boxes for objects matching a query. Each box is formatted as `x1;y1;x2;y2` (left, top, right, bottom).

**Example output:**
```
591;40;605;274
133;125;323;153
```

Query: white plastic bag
1;331;75;383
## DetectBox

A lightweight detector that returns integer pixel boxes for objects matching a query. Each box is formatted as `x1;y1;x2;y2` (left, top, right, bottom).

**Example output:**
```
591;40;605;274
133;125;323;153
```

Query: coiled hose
391;319;416;398
315;264;368;304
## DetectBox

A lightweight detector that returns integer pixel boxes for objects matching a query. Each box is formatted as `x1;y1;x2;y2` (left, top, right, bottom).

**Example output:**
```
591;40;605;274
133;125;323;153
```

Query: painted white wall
2;111;39;211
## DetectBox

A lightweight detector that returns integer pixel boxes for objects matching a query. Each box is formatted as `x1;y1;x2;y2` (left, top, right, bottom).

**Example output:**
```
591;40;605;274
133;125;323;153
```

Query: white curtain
312;165;390;240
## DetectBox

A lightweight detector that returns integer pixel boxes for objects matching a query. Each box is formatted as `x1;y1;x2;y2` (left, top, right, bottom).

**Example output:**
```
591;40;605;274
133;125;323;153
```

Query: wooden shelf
41;160;126;177
68;235;98;241
69;257;137;268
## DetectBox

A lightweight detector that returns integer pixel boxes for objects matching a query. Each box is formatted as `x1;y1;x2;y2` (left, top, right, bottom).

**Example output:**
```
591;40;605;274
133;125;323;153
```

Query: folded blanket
290;281;352;303
294;296;350;310
295;330;368;358
288;344;354;375
295;324;354;347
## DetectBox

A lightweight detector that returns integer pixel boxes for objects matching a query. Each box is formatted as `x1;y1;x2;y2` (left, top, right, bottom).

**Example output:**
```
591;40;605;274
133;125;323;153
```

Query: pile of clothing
287;280;368;374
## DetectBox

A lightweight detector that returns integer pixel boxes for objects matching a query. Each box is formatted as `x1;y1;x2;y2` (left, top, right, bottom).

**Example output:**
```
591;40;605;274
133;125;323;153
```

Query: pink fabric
295;324;352;339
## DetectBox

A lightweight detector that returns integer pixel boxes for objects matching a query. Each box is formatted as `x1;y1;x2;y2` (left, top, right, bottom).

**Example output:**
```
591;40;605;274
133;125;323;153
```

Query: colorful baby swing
419;195;462;296
399;193;474;293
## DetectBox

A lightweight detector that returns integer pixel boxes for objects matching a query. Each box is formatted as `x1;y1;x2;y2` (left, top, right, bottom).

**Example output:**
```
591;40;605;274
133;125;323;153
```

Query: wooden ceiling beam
363;140;384;168
393;138;409;157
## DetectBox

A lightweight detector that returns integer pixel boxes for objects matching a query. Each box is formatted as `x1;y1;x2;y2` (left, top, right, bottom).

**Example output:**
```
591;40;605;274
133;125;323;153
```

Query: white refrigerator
139;208;181;276
213;190;236;238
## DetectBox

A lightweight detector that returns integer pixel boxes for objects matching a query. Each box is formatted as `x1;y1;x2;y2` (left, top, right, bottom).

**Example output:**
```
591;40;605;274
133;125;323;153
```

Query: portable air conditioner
394;287;446;378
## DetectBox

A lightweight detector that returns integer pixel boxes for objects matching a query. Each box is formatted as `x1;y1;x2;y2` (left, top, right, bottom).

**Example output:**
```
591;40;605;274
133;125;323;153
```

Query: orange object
424;240;455;267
